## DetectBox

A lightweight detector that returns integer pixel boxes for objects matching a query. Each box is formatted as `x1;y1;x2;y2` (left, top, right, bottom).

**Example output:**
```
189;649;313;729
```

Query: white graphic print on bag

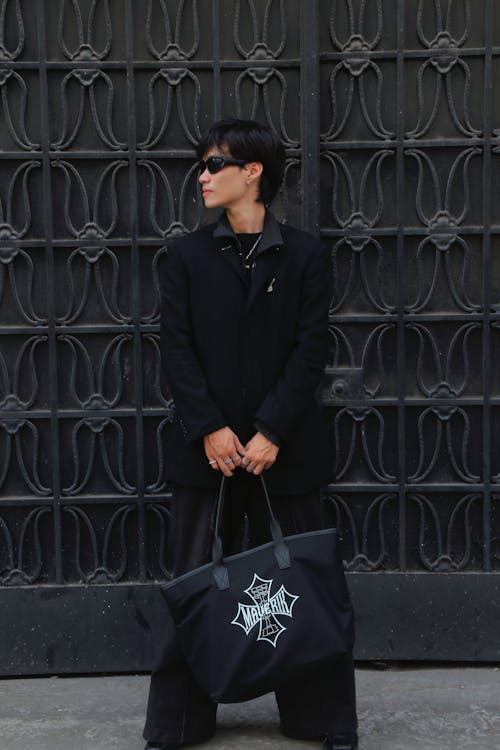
231;573;299;647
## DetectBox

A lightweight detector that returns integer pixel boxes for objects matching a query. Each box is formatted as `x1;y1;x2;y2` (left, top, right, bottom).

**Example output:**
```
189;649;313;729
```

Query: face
198;146;260;210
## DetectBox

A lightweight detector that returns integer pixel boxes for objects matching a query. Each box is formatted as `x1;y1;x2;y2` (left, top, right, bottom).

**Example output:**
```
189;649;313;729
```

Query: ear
245;161;263;185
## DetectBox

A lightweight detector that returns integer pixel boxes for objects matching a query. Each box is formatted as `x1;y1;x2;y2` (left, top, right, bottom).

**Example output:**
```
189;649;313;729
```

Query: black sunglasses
198;156;248;174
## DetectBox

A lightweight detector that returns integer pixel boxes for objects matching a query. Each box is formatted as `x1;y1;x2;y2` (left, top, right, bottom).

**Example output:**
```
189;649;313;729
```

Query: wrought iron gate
0;0;498;674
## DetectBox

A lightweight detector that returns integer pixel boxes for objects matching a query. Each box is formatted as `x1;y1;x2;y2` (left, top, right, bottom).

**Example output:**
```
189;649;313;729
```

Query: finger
225;456;238;473
253;463;264;475
208;457;219;471
235;437;246;454
229;448;243;467
219;457;234;476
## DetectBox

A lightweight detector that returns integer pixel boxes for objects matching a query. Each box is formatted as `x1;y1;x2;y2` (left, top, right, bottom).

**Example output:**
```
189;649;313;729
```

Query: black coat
160;210;334;494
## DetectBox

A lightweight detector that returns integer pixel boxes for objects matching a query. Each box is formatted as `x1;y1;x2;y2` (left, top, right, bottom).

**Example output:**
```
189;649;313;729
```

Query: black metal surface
0;1;498;673
2;572;499;676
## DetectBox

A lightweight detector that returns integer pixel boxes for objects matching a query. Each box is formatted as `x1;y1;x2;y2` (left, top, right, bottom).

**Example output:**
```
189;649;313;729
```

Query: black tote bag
161;476;354;703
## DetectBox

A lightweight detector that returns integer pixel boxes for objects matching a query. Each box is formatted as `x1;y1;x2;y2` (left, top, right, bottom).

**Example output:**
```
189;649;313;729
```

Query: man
143;119;358;750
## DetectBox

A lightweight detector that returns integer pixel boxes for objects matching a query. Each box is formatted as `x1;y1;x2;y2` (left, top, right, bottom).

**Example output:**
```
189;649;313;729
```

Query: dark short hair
197;119;286;205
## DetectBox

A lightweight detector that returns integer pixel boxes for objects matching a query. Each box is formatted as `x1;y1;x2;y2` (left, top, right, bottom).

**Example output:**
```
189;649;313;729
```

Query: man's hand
241;432;279;475
203;427;245;477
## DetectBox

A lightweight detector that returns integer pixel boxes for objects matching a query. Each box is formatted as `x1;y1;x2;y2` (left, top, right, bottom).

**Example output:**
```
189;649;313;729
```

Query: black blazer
160;210;334;494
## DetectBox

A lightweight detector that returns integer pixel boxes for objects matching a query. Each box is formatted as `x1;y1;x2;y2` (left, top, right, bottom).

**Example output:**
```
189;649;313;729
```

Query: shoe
144;743;182;750
323;733;359;750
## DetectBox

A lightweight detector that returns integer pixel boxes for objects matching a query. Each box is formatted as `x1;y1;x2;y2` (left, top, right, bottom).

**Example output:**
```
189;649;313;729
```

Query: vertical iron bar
125;0;146;581
300;0;320;236
396;0;407;571
36;0;62;584
482;0;493;573
212;0;221;122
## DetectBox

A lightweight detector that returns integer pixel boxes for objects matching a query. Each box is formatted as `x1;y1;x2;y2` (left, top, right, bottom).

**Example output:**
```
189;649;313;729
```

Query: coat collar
213;209;284;256
212;210;283;311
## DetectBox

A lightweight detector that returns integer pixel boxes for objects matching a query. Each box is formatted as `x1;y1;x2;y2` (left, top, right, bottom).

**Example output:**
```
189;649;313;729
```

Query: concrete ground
0;666;498;750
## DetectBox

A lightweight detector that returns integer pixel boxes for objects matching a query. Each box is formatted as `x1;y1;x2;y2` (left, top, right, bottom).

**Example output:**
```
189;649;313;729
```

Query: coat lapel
246;211;284;311
246;247;281;311
212;210;285;307
214;239;246;284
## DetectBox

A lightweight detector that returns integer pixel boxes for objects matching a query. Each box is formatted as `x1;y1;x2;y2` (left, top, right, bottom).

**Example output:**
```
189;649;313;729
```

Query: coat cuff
254;420;282;447
182;417;228;445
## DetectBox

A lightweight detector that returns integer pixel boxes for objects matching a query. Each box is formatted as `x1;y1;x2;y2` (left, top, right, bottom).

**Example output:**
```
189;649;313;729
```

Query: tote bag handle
212;475;291;590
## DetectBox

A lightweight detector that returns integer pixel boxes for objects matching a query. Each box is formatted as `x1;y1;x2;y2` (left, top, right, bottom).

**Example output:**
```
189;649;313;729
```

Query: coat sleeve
161;240;227;444
254;241;332;442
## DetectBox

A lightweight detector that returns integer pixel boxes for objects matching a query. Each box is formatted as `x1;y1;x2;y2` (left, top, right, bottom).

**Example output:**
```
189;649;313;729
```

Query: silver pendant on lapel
246;245;281;310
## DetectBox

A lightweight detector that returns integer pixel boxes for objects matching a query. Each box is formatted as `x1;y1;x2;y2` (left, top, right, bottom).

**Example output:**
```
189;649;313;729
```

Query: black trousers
143;474;357;745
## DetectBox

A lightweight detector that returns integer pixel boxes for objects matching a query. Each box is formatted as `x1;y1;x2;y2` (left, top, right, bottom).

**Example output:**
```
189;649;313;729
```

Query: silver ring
241;459;249;467
223;457;233;464
208;459;217;465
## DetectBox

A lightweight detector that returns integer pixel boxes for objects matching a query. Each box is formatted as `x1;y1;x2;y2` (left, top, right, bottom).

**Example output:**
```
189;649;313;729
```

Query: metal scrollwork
0;336;51;496
145;419;175;495
51;68;126;151
492;499;500;572
234;0;287;60
141;336;173;496
406;320;480;494
54;2;125;150
491;327;500;481
325;150;396;313
146;0;199;61
408;493;481;571
138;68;201;149
0;9;39;152
0;419;51;496
138;0;201;148
233;0;297;145
58;0;112;62
146;502;171;580
63;504;135;583
408;0;480;138
325;492;398;571
52;160;130;324
327;323;396;399
491;243;500;313
408;322;480;398
0;508;52;585
0;69;39;150
408;406;479;484
58;334;133;409
276;158;300;226
141;334;174;412
0;0;25;61
406;147;481;312
323;0;394;140
0;161;45;324
334;406;396;483
62;416;136;496
140;247;166;325
138;160;200;240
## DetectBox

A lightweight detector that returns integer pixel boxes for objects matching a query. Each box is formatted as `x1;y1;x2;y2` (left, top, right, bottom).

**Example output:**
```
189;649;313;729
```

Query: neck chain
244;233;262;262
